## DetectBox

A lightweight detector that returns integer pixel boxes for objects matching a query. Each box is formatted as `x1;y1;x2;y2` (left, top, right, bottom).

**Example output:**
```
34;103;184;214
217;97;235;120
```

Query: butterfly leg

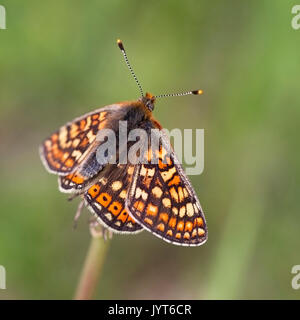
73;200;85;229
68;193;80;201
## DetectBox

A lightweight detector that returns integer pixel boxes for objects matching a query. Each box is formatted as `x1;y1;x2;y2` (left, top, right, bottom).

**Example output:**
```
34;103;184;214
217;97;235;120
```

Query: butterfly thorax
119;92;157;127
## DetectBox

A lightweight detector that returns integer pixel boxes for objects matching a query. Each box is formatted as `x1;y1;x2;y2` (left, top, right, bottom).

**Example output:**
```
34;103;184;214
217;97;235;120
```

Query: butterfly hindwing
126;129;207;246
84;164;143;233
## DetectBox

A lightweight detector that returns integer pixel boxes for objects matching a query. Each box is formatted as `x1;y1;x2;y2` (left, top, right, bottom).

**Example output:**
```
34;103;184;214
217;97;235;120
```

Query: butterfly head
141;92;156;111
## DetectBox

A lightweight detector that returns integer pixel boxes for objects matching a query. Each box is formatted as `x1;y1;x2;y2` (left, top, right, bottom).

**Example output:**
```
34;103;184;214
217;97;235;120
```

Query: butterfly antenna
155;89;203;99
117;39;144;97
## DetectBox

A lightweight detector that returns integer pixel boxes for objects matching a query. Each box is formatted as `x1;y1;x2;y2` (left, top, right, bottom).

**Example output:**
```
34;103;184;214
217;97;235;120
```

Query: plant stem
74;232;110;300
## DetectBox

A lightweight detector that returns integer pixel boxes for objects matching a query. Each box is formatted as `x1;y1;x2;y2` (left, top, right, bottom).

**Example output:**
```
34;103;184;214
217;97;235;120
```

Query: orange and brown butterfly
39;39;207;246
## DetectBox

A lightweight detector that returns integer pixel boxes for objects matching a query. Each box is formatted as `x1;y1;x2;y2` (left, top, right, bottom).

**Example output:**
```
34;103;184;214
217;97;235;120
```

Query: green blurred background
0;0;299;299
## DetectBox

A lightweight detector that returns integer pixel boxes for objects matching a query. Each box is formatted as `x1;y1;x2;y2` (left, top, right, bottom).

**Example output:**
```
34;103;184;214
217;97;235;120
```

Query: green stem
74;234;110;300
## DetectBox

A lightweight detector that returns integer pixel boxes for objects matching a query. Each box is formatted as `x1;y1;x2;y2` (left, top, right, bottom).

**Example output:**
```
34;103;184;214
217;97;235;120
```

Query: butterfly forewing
39;104;121;176
126;138;207;246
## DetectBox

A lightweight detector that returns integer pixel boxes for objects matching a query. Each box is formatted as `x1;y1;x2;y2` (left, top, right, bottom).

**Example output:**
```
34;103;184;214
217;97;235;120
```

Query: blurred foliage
0;0;299;299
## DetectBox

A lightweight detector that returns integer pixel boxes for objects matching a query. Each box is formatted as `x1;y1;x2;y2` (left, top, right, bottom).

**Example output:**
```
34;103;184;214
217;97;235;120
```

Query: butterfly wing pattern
84;164;143;233
40;103;146;235
125;127;207;246
39;105;120;176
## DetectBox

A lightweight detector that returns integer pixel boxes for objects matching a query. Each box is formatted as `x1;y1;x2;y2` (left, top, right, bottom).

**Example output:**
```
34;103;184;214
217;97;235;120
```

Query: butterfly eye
146;100;155;111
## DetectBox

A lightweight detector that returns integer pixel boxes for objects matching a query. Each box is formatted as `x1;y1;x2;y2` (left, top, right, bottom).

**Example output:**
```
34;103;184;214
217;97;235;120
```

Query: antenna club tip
117;39;124;51
192;89;203;95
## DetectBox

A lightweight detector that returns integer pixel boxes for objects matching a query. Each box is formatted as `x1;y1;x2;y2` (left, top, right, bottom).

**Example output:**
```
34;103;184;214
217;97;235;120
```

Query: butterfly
39;39;207;246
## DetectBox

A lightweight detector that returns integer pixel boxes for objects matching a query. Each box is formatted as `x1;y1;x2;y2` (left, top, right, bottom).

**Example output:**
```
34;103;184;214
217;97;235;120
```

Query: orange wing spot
155;146;167;159
159;213;169;223
108;201;123;216
63;172;71;179
79;137;89;148
183;232;190;240
127;214;136;223
65;158;74;168
168;175;181;186
168;217;177;229
51;134;58;142
133;200;145;212
71;174;85;184
53;146;62;158
117;209;128;223
144;217;153;226
156;223;165;232
166;229;173;237
79;119;86;130
57;150;65;160
88;184;101;198
70;124;79;139
146;203;158;217
194;217;204;227
177;220;184;232
96;192;112;207
185;221;193;232
55;162;61;169
92;114;99;120
170;187;179;202
178;187;184;202
175;232;181;239
99;112;107;121
158;159;168;169
51;142;58;151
